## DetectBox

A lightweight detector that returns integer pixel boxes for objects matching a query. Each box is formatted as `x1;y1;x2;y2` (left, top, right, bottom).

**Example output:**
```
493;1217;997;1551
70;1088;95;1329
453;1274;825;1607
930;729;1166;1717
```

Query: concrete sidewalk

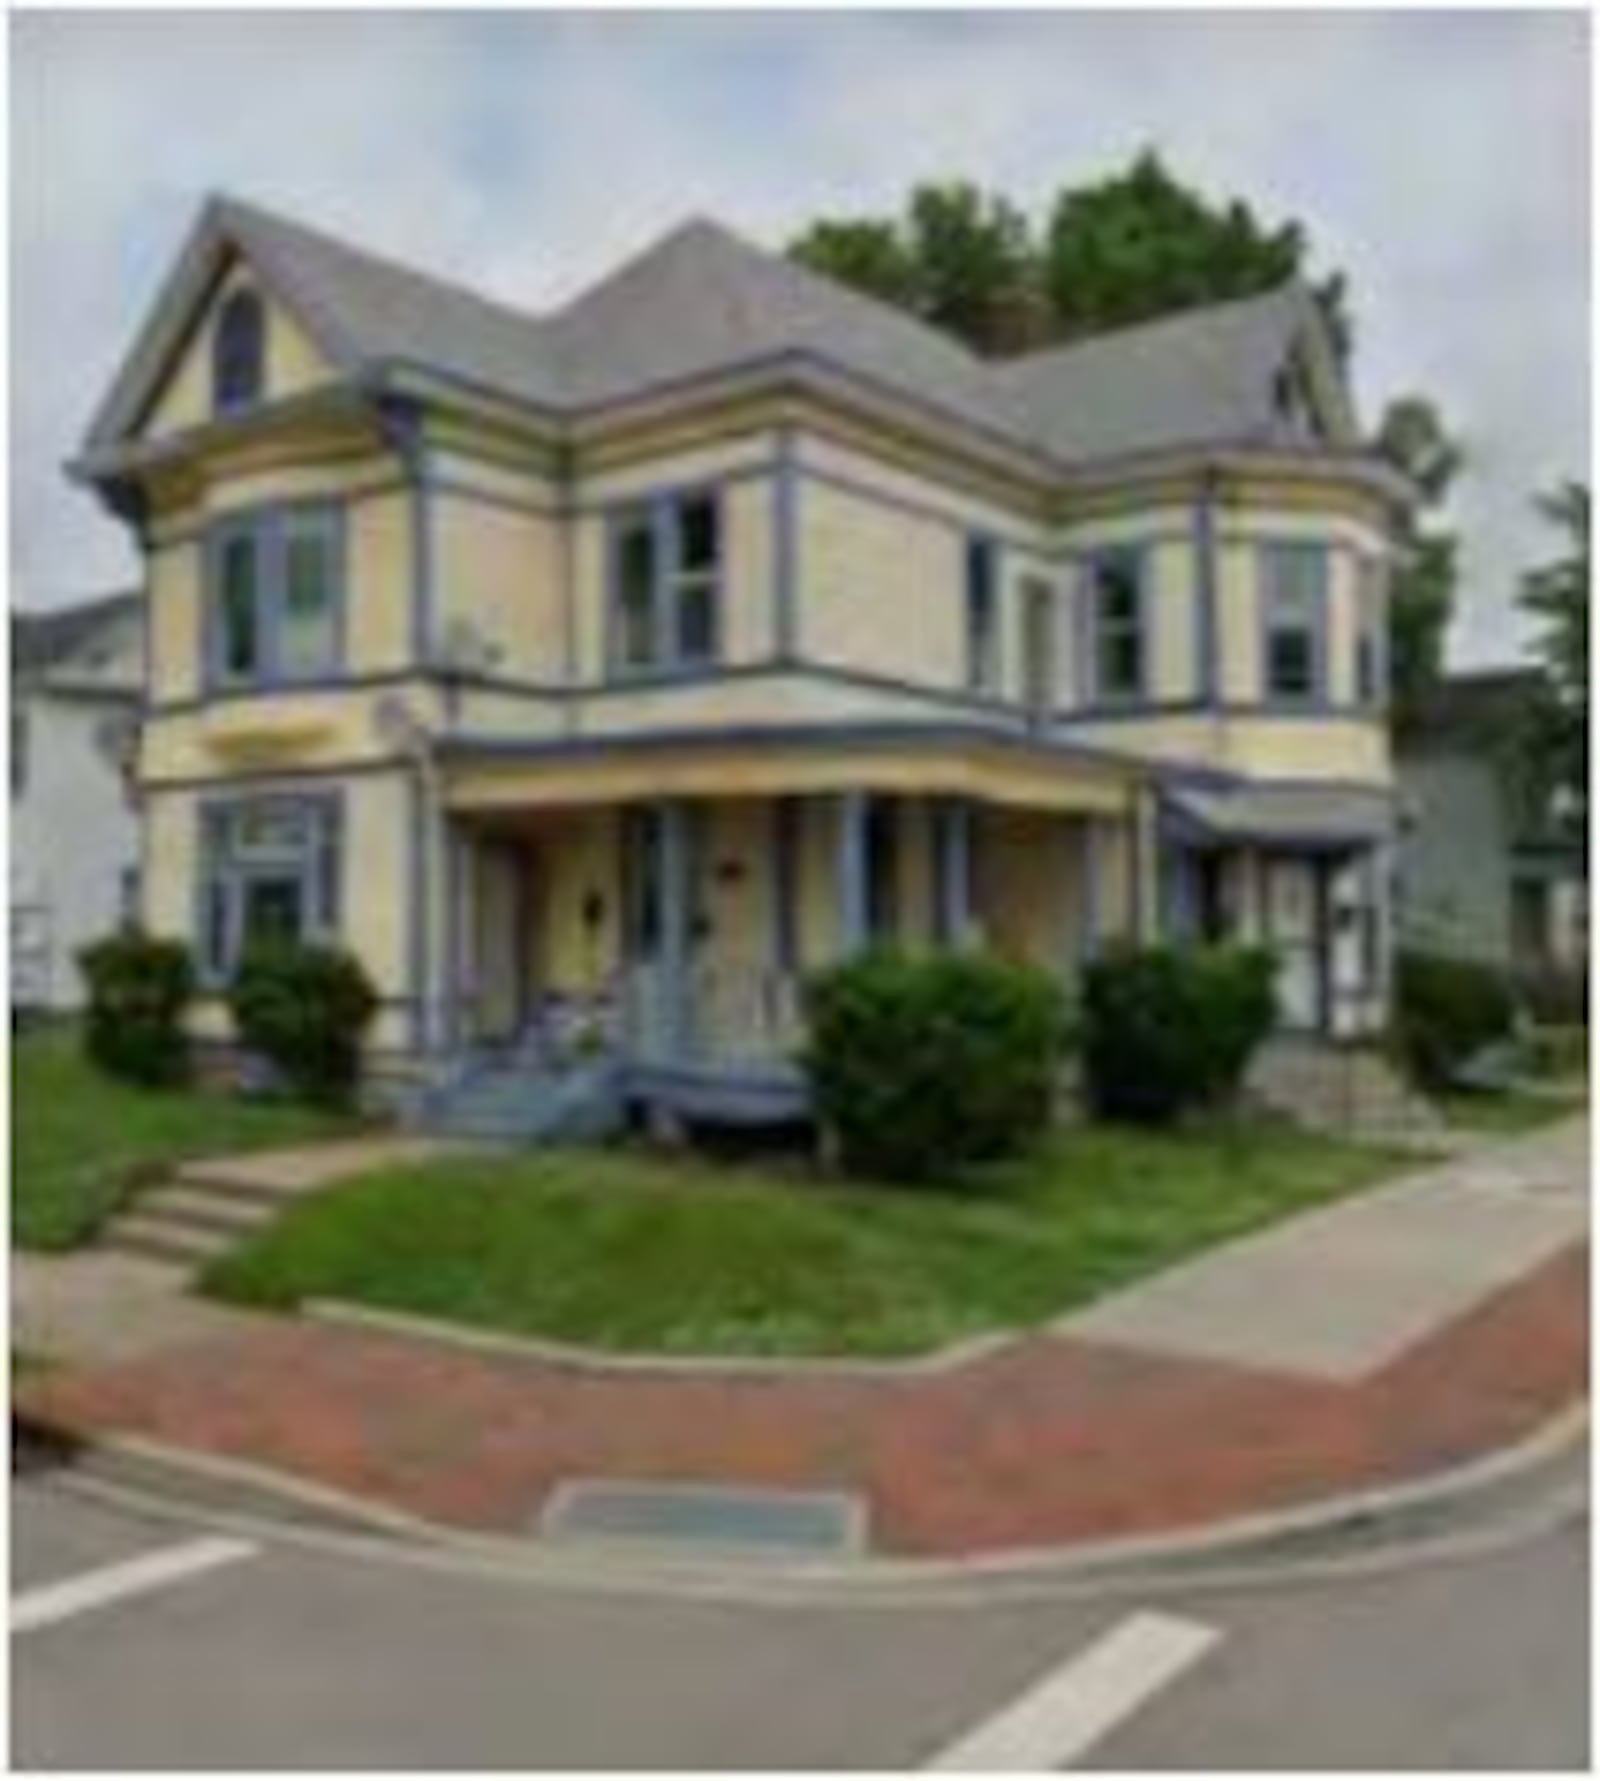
1067;1118;1588;1379
13;1119;1589;1560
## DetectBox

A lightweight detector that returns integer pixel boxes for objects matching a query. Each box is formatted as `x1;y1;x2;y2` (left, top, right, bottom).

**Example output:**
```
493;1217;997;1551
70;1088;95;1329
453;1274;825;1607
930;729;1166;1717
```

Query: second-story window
964;536;1000;695
1261;542;1328;704
608;491;722;676
1354;555;1388;706
208;506;343;689
212;287;266;416
1089;548;1146;703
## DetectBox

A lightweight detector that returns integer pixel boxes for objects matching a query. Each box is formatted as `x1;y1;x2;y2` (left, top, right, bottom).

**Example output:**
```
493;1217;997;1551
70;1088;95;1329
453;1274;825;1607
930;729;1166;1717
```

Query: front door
1263;855;1327;1031
473;838;539;1044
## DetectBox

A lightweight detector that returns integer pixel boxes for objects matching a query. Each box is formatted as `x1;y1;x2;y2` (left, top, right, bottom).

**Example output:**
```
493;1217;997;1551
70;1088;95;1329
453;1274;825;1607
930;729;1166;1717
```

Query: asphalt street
10;1467;1589;1770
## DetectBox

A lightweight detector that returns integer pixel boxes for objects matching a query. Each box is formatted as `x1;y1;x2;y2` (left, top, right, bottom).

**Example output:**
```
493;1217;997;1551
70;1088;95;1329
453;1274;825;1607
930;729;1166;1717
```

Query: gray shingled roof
990;286;1316;461
94;195;1345;472
1170;781;1394;846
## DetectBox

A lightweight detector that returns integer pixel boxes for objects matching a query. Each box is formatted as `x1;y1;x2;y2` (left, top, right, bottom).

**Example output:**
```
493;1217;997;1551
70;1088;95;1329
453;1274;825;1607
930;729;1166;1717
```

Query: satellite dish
435;618;501;676
372;692;431;758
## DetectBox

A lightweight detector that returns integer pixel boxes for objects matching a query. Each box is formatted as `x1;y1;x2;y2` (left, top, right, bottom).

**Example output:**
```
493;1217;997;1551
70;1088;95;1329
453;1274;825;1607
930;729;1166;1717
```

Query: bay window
207;505;343;688
1261;542;1327;703
198;794;341;983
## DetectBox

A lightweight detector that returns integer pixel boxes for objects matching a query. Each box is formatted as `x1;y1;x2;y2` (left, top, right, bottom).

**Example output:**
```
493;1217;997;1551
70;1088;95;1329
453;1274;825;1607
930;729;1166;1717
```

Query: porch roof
437;721;1145;816
1166;781;1394;850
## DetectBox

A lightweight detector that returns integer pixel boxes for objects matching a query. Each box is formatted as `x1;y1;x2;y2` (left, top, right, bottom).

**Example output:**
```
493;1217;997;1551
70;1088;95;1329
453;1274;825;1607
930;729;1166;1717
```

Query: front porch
431;777;1146;1129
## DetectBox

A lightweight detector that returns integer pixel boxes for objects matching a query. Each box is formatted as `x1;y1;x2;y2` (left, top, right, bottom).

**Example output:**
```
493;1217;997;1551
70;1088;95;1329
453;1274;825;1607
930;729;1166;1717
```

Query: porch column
659;799;693;1057
934;796;975;948
1078;816;1102;964
836;790;870;957
442;821;474;1051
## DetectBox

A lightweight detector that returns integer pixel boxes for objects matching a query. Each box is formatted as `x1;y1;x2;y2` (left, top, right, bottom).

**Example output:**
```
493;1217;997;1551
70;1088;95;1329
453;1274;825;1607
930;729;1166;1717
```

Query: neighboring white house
11;592;144;1012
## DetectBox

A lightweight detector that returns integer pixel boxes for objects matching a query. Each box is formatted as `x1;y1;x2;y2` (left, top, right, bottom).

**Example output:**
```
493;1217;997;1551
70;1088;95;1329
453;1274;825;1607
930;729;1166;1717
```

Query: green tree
1375;396;1465;709
792;182;1043;355
1516;480;1590;844
1042;150;1350;358
789;151;1350;358
788;217;919;313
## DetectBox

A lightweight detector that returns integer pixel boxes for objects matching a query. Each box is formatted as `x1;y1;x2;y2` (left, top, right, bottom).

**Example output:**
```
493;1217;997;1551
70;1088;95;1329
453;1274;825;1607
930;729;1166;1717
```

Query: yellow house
73;195;1409;1132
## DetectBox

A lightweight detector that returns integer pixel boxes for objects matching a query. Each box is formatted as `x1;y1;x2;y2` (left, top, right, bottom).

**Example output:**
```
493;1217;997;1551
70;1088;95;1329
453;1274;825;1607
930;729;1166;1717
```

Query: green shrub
77;929;194;1087
1082;943;1278;1125
1392;950;1516;1092
802;949;1067;1184
1520;1023;1589;1080
1513;962;1589;1027
228;940;378;1107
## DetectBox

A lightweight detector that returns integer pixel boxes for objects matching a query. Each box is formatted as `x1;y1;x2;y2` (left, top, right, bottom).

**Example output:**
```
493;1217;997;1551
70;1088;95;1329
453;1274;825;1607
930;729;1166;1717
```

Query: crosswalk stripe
12;1535;258;1635
926;1610;1221;1770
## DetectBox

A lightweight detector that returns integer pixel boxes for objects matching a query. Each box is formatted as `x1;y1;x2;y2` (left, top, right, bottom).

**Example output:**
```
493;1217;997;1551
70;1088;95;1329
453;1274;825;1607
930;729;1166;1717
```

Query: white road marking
926;1609;1221;1770
12;1535;258;1635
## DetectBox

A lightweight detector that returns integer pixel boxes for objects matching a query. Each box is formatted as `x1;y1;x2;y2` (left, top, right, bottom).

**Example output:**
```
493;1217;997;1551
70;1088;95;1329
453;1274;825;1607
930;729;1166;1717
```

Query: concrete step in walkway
101;1135;474;1270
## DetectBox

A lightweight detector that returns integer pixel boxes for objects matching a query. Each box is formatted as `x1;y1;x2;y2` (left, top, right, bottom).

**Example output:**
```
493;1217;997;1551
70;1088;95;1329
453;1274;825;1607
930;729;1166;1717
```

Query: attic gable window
212;287;266;415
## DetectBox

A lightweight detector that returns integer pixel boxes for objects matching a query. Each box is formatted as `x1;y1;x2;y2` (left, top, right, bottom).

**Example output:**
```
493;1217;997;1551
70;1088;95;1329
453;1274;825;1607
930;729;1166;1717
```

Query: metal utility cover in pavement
539;1480;867;1558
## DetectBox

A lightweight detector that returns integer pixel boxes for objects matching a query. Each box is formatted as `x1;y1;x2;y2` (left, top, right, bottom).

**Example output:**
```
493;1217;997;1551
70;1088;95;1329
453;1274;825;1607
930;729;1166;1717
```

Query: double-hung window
1261;542;1327;704
964;536;1000;695
1354;555;1389;707
608;491;722;675
1088;548;1146;703
198;795;341;982
208;506;343;689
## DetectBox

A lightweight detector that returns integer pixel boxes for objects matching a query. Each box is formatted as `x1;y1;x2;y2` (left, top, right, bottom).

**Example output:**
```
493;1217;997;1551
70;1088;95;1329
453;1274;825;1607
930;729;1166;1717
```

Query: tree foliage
1515;480;1590;845
790;151;1458;702
1375;397;1465;711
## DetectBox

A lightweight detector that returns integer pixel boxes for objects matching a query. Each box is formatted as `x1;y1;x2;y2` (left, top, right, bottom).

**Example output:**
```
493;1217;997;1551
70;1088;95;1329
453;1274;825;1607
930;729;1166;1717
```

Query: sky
10;8;1591;665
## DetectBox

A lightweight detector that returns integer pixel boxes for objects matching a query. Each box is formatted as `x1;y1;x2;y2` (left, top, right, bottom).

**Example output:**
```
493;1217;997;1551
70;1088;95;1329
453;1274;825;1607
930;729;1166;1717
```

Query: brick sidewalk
18;1242;1587;1556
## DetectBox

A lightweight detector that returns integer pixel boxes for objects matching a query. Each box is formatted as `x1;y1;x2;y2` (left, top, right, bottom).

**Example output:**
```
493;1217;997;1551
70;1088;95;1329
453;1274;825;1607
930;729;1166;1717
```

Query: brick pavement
17;1243;1587;1557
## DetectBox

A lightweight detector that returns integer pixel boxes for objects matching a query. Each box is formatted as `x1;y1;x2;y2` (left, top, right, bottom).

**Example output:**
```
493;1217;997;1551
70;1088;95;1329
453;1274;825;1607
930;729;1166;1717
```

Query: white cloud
10;10;1589;664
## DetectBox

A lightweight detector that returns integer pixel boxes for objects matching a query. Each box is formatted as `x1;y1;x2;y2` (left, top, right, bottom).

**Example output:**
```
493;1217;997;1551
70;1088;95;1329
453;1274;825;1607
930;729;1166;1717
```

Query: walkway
14;1119;1589;1559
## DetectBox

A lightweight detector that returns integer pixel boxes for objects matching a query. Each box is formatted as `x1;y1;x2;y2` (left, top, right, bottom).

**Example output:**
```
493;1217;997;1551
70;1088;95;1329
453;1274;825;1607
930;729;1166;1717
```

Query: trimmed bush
803;949;1067;1184
228;940;378;1107
1392;949;1516;1092
77;929;194;1087
1513;962;1589;1027
1082;943;1277;1125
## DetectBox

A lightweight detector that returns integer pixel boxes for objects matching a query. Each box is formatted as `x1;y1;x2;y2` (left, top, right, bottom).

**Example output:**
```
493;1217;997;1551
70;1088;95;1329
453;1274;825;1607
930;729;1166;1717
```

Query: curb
306;1298;1018;1379
15;1396;1587;1608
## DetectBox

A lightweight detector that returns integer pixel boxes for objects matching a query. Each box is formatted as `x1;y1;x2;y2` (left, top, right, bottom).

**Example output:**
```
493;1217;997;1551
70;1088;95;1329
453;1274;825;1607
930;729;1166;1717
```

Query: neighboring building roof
12;591;143;694
1394;667;1546;745
85;194;1370;479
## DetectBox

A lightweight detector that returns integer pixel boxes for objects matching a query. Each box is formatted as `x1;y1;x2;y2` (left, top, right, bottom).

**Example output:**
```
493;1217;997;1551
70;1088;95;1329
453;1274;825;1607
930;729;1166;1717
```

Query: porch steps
101;1166;324;1269
1246;1038;1446;1145
413;1056;624;1145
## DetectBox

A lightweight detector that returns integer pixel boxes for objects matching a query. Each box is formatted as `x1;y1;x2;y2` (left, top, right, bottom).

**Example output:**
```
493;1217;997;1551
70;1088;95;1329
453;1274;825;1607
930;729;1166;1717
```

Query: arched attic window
211;286;265;416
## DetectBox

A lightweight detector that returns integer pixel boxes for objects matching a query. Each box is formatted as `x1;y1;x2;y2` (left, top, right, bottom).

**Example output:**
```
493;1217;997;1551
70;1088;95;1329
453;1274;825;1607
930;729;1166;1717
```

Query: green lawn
1438;1083;1588;1135
13;1026;362;1252
205;1121;1406;1358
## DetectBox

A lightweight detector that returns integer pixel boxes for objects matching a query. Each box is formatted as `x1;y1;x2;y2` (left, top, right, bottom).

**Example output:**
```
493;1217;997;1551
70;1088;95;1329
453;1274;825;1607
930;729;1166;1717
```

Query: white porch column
658;800;693;1058
935;796;975;947
836;790;870;957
